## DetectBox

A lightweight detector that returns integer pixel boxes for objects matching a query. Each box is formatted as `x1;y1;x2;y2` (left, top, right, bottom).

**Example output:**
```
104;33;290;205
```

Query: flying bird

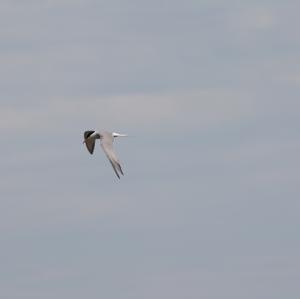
83;130;127;179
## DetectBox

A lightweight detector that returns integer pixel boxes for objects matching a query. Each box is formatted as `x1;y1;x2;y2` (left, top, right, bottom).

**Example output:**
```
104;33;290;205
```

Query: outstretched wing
100;133;124;179
84;131;96;154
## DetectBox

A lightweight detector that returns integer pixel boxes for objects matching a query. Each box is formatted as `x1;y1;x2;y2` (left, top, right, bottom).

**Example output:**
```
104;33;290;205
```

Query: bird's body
83;130;127;179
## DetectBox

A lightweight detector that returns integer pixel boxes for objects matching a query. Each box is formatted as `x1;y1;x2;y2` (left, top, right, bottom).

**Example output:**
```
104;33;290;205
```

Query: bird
83;130;127;179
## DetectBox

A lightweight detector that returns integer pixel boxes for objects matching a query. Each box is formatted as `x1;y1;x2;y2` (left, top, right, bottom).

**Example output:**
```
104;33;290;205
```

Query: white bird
83;130;127;179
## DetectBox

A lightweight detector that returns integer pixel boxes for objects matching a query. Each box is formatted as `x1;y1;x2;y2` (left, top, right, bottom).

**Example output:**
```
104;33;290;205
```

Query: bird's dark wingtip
117;163;124;176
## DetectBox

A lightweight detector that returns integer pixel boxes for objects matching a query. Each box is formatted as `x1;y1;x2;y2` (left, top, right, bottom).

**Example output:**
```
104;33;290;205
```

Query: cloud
243;7;276;30
0;89;254;134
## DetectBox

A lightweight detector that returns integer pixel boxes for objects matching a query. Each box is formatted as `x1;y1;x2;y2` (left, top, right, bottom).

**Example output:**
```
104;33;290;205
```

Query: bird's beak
83;140;86;144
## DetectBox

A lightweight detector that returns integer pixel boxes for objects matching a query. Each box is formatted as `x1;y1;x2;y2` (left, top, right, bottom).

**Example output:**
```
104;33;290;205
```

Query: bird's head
83;130;99;143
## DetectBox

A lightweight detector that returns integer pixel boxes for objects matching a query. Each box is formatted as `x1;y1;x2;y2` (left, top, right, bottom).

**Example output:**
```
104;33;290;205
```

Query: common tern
83;130;127;179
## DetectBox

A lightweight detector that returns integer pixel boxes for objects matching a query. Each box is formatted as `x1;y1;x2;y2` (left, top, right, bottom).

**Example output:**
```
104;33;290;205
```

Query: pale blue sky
1;1;300;298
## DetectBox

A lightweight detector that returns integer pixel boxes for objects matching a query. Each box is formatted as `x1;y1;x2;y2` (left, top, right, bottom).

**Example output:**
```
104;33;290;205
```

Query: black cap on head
84;130;95;139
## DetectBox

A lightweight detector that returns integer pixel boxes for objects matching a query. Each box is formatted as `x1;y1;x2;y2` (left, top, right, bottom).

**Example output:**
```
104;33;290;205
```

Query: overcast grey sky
1;1;300;298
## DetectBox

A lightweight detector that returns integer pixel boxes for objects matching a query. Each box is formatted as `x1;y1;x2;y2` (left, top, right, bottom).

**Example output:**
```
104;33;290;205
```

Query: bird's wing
83;131;96;154
85;138;95;154
100;135;124;179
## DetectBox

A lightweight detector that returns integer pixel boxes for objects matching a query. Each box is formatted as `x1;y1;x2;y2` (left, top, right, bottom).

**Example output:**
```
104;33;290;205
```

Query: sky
1;0;300;298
